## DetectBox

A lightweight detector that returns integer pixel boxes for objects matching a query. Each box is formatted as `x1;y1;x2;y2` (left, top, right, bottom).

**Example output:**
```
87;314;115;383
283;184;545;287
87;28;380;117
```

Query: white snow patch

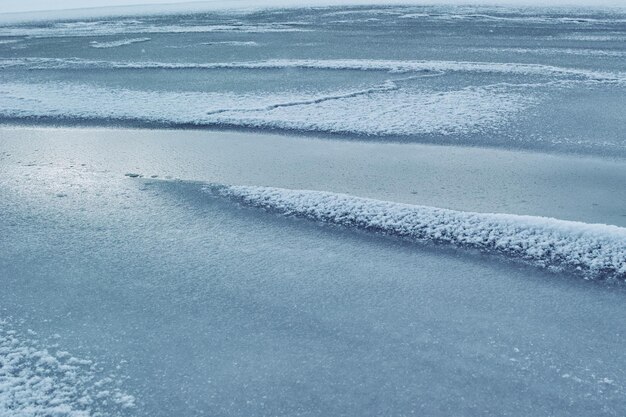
89;37;151;48
555;33;626;42
0;81;531;136
0;21;308;37
2;58;624;85
206;86;531;136
207;185;626;280
398;12;626;24
0;321;135;417
199;41;259;46
468;46;626;58
1;57;623;83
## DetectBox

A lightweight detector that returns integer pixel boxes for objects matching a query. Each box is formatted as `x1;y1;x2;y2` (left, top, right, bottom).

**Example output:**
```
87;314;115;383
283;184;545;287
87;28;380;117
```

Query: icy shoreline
207;184;626;281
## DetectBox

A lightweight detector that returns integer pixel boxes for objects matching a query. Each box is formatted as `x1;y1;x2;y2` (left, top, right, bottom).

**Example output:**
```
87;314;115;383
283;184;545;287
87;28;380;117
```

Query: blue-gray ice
1;4;626;417
0;4;625;155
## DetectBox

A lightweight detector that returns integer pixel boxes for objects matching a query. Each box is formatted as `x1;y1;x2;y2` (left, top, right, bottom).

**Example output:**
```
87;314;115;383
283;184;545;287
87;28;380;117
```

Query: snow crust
89;37;151;48
199;41;258;46
397;11;626;23
0;21;307;37
208;185;626;280
2;58;624;83
2;57;623;139
0;81;531;136
468;46;626;58
0;321;135;417
1;1;624;24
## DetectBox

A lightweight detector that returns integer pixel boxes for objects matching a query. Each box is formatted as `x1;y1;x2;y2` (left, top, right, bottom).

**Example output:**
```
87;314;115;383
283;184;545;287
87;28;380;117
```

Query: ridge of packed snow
2;57;624;83
0;22;309;37
89;37;151;48
206;185;626;280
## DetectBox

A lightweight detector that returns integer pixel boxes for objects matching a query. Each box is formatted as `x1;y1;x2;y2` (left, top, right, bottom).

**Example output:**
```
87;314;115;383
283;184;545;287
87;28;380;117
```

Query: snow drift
206;184;626;281
3;58;624;84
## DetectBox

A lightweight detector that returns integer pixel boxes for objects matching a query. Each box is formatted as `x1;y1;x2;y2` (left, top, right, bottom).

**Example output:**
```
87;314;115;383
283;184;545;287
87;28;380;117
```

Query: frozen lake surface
0;4;625;155
2;127;626;416
1;4;626;417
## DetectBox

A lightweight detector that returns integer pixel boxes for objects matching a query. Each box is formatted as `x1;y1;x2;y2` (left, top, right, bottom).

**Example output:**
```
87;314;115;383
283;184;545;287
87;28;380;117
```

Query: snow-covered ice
1;3;625;416
0;320;135;417
3;57;624;81
0;81;533;136
89;38;151;48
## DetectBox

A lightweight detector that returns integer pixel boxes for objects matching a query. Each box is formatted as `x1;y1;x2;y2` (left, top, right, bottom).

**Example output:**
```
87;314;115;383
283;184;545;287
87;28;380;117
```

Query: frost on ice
0;321;135;417
89;38;151;49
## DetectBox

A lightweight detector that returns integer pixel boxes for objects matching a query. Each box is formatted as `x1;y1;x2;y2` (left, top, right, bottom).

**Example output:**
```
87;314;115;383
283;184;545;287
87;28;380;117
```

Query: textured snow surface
209;185;626;280
1;1;625;24
0;321;135;417
2;58;624;83
1;6;624;154
199;41;258;46
89;38;151;49
0;22;307;37
0;81;530;136
396;11;626;23
467;46;626;58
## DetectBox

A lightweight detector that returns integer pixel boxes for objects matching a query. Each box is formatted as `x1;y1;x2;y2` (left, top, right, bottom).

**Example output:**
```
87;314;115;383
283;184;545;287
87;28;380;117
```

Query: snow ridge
199;41;259;46
2;58;624;84
208;185;626;281
0;22;307;37
89;37;151;48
